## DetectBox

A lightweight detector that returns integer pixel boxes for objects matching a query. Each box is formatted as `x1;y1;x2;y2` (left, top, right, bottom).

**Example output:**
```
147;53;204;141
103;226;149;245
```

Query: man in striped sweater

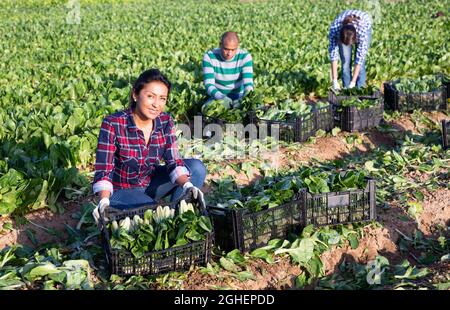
202;32;254;111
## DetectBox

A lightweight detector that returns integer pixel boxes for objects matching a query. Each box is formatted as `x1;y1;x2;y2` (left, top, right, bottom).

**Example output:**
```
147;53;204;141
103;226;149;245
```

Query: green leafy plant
108;201;212;258
202;100;246;122
394;75;442;93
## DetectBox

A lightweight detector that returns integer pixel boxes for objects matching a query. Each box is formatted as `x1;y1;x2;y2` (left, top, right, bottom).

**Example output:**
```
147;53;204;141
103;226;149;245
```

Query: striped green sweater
202;48;254;100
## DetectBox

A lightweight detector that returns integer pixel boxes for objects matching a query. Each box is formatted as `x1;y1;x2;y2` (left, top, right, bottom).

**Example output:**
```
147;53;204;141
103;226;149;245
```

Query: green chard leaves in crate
202;99;246;122
256;99;312;121
108;201;212;258
394;75;442;93
339;98;378;109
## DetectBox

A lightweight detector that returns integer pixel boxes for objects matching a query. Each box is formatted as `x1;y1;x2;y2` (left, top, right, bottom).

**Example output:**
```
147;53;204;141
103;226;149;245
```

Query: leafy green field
0;0;448;216
0;0;449;291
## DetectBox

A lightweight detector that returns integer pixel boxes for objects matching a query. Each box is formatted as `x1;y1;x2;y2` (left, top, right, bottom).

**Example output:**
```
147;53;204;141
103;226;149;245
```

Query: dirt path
0;196;95;249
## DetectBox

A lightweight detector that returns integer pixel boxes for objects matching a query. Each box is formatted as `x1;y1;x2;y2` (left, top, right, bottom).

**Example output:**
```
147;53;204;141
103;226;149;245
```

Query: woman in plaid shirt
92;69;206;222
329;10;372;90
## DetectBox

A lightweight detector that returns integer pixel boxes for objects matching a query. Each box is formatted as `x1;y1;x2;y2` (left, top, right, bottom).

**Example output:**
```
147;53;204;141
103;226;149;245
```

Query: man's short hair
221;31;240;44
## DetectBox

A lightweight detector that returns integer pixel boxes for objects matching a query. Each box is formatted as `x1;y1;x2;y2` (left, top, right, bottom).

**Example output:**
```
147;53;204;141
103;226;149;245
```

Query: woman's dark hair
129;68;172;110
340;24;357;45
340;15;359;46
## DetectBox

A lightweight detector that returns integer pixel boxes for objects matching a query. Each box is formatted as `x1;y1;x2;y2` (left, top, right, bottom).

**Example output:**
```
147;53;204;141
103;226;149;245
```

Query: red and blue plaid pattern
93;109;188;194
328;10;372;65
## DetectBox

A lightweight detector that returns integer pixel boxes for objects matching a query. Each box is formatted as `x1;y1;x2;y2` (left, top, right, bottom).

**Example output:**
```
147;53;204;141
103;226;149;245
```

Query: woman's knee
184;158;207;179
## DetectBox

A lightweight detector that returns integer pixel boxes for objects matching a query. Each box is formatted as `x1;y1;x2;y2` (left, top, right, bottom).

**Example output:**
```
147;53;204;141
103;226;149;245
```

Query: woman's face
133;81;168;120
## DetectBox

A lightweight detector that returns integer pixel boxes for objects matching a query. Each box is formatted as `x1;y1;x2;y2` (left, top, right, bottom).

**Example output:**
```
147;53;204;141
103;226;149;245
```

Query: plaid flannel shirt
93;109;189;194
329;10;372;65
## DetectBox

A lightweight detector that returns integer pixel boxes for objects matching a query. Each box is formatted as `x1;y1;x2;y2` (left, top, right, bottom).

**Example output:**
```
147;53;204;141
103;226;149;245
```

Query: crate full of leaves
208;177;304;253
100;190;213;276
442;120;450;149
299;170;376;227
328;86;382;106
383;75;447;111
248;99;333;142
332;96;384;132
199;93;262;137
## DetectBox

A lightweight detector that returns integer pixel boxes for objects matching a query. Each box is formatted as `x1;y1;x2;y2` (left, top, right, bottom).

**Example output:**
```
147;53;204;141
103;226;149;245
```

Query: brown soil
389;116;417;133
424;111;448;124
389;111;448;134
283;136;350;163
418;189;450;235
321;227;400;275
183;256;301;290
0;197;95;249
377;188;450;243
378;201;418;242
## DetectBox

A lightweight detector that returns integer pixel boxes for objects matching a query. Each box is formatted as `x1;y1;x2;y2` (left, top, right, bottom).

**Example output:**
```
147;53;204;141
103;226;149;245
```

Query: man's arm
202;52;226;100
242;53;254;94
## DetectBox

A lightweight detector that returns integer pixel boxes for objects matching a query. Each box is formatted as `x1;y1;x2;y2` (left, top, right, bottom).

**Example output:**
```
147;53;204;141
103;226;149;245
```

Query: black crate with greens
443;74;450;100
299;170;376;227
383;75;447;111
331;96;384;132
100;189;213;276
199;99;248;139
199;92;263;137
249;99;333;143
328;86;382;106
201;100;248;123
442;120;450;149
208;177;304;253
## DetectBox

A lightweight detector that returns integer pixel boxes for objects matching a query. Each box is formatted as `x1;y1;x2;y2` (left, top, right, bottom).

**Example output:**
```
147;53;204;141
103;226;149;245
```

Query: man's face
220;39;239;61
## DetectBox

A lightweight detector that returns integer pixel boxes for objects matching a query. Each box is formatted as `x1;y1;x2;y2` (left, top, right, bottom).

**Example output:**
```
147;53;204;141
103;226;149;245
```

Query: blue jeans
109;158;207;210
338;28;372;88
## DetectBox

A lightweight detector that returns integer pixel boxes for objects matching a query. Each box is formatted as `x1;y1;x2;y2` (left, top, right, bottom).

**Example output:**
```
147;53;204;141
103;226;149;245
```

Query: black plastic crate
301;178;376;227
208;195;304;253
328;91;384;132
443;75;450;100
383;79;447;112
199;113;251;139
100;190;213;276
443;120;450;149
328;89;382;106
248;104;334;143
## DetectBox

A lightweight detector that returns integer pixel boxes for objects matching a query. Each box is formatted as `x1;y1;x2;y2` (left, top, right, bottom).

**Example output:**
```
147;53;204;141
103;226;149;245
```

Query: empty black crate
443;120;450;149
328;91;384;132
208;197;304;253
301;178;376;227
383;80;447;112
100;191;213;276
248;104;334;143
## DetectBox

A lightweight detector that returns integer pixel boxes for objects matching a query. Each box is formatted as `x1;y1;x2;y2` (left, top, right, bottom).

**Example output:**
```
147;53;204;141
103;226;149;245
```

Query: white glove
332;79;341;91
348;81;356;89
221;97;233;109
92;197;110;225
182;182;206;208
232;99;242;109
